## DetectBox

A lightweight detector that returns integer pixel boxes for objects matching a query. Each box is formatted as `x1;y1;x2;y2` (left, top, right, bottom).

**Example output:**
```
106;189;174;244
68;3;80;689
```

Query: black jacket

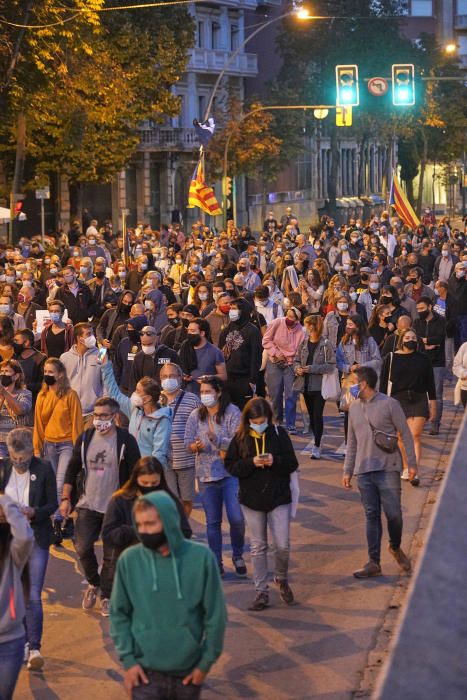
413;312;446;367
224;425;298;512
102;488;192;554
0;458;57;549
55;281;97;324
219;320;262;384
128;345;180;394
64;427;141;507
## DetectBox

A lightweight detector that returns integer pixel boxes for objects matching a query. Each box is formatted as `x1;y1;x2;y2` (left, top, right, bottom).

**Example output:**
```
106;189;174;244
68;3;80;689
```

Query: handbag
361;403;398;454
321;342;340;401
386;352;394;397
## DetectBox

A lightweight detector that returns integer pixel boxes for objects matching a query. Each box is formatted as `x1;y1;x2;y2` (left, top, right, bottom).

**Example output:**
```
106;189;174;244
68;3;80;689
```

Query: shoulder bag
361;401;398;454
386;352;394;397
321;341;341;401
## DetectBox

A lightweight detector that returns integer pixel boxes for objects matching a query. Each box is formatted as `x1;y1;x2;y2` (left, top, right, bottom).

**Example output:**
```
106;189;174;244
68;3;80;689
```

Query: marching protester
0;360;33;459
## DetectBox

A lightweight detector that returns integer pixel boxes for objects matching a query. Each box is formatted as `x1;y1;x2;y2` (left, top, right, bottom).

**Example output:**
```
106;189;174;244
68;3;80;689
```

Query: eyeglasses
140;332;156;337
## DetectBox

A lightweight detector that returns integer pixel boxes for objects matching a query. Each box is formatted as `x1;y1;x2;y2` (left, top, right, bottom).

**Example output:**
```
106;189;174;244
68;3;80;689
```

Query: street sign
336;106;352;127
368;77;388;96
35;187;50;200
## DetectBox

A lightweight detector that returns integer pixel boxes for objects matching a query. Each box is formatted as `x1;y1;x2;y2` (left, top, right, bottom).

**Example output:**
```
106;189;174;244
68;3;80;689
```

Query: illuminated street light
445;42;458;54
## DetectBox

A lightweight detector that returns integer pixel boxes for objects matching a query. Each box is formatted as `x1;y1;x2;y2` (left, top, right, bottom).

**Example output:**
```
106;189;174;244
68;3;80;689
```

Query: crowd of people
0;207;466;699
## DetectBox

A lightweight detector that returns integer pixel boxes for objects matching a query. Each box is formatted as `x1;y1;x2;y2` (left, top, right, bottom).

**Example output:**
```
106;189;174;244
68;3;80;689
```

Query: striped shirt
166;390;200;470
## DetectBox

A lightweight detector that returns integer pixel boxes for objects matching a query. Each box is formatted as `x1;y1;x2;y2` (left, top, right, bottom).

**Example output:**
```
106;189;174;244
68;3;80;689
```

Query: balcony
196;0;257;8
187;48;258;76
138;127;197;152
454;14;467;28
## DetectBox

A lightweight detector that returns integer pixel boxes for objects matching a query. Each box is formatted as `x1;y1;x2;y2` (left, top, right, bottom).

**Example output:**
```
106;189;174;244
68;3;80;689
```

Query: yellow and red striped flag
389;171;420;229
187;158;222;216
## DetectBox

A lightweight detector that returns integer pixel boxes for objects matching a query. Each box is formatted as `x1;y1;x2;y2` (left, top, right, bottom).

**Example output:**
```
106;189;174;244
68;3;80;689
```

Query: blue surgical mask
250;421;268;434
49;312;62;323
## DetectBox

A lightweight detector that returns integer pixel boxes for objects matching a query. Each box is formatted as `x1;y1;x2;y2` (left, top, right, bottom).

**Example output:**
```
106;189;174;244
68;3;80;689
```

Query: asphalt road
15;394;460;700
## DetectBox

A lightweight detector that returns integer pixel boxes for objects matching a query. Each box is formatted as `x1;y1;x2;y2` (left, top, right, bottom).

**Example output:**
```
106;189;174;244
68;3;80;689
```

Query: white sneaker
311;446;321;459
27;649;44;671
100;597;110;617
335;441;347;456
401;469;410;480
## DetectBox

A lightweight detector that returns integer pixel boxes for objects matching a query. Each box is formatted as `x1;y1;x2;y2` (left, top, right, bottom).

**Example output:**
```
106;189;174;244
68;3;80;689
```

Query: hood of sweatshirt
133;490;185;598
148;405;172;421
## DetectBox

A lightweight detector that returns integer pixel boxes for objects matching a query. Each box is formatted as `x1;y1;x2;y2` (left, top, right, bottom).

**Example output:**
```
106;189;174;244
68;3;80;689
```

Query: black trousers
74;508;114;599
303;391;325;446
225;375;254;410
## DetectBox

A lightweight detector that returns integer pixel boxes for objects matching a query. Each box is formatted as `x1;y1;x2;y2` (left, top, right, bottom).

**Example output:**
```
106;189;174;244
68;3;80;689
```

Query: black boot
53;519;63;546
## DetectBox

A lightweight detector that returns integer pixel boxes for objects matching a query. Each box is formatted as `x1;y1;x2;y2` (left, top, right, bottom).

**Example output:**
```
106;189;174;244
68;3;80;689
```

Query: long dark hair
341;314;369;350
236;397;274;458
197;377;231;425
116;456;169;500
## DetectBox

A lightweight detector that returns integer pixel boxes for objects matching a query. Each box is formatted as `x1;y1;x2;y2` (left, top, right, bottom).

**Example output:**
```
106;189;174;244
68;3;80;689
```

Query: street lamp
202;7;313;122
445;42;458;54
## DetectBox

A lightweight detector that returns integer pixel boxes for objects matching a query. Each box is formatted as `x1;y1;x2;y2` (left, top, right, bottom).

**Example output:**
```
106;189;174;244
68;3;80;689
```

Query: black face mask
181;318;190;328
120;303;132;313
188;333;201;346
168;317;180;327
128;329;140;344
12;342;24;356
404;340;417;351
138;484;161;495
418;310;429;320
0;375;13;387
380;296;393;304
95;270;105;279
44;375;57;386
139;531;167;551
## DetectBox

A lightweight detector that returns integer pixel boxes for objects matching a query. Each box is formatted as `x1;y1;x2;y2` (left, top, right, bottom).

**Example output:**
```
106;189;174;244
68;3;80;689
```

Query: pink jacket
262;318;306;364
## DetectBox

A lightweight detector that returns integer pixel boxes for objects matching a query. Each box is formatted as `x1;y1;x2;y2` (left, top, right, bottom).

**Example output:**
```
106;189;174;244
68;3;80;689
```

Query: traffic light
222;176;232;197
336;65;359;107
392;64;415;106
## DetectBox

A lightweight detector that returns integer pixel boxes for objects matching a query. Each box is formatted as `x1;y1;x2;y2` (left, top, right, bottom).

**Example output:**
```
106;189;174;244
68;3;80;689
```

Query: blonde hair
41;358;70;399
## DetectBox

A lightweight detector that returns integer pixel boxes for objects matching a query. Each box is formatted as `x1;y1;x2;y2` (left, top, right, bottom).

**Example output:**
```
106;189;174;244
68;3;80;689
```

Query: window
457;0;467;13
197;21;204;48
231;24;239;50
211;21;221;49
198;96;206;120
410;0;433;16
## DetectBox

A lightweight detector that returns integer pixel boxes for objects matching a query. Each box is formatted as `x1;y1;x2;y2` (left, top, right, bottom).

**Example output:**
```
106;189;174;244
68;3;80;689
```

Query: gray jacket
0;494;34;643
60;345;103;416
293;337;336;393
344;392;416;476
322;311;342;350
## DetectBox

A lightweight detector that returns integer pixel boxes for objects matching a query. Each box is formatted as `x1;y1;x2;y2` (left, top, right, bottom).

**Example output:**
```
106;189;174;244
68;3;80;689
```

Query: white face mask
130;392;144;407
337;302;348;312
83;335;96;349
229;309;240;322
141;344;156;355
200;393;217;407
369;282;380;292
93;418;113;433
198;292;208;301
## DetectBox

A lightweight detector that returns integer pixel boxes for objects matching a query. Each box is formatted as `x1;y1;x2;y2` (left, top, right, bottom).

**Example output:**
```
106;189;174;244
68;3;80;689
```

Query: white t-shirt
6;469;30;506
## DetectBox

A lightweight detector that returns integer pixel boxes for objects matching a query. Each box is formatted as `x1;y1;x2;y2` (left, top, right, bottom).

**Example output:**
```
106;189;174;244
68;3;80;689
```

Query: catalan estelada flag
187;158;222;216
389;171;420;229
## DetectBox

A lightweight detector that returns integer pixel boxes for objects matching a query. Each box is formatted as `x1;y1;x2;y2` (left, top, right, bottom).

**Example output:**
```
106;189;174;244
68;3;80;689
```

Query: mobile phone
258;453;270;459
97;347;107;364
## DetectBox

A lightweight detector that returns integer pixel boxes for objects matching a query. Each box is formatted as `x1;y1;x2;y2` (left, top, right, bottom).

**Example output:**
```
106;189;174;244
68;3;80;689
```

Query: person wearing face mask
2;428;57;671
60;323;103;429
368;304;393;349
184;378;245;577
78;256;94;283
193;283;212;316
262;274;284;306
127;256;151;294
218;298;262;410
0;360;33;459
205;292;232;347
433;243;458;283
358;274;383;320
33;358;83;542
109;491;226;700
225;397;298;610
342;366;416;579
447;262;467;351
87;257;112;319
236;258;261;292
39;300;74;358
179;319;227;396
380;328;436;483
159;302;183;346
14;286;41;331
13;330;46;400
55;264;96;325
101;353;172;469
404;266;436;305
81;231;107;262
169;254;187;296
129;325;179;395
0;293;26;333
96;291;136;349
60;397;140;616
102;456;191;593
323;292;354;350
159;364;200;515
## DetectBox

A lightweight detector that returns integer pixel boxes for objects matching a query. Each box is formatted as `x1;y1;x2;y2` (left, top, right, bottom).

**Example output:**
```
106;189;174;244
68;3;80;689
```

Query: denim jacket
184;403;241;483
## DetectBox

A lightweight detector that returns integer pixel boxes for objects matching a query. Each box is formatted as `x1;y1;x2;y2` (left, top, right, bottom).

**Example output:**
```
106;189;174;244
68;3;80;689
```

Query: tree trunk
416;129;428;217
406;178;415;206
327;126;339;218
358;136;367;196
10;110;26;244
69;181;83;223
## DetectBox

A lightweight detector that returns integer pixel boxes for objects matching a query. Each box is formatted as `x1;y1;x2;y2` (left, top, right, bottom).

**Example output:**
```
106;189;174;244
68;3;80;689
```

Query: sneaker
82;584;99;611
24;642;30;664
274;577;295;605
27;649;44;671
410;475;420;487
232;557;247;578
53;519;63;546
100;597;111;617
61;518;74;539
388;545;411;572
248;592;269;611
286;426;297;435
401;469;410;481
310;445;321;460
429;424;439;436
335;441;347;456
353;561;382;578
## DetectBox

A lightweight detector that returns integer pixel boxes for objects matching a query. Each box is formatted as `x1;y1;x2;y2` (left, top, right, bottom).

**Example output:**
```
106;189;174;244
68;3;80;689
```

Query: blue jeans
25;543;49;651
432;366;446;425
132;670;202;700
265;361;297;428
357;470;403;565
241;504;291;593
198;476;245;565
43;440;73;520
0;635;25;700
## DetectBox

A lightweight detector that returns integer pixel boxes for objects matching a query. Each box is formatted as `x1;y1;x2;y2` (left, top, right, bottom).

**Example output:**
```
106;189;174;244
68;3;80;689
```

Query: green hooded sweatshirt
110;490;226;674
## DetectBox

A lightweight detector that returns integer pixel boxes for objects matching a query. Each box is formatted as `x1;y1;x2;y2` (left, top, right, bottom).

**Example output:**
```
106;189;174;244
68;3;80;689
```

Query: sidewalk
15;393;462;700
